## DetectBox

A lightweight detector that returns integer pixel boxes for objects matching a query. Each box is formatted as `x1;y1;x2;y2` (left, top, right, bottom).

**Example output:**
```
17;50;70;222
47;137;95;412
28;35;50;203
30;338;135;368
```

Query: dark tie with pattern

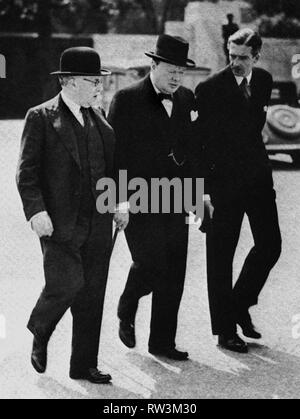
80;107;91;126
240;78;251;101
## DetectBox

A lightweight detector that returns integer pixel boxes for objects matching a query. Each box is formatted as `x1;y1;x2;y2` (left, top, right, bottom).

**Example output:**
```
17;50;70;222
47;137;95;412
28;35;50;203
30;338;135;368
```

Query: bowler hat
51;47;111;76
145;34;195;68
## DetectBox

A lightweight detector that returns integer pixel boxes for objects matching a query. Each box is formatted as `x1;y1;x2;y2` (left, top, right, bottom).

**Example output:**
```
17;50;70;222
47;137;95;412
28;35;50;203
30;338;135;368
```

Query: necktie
157;93;173;102
80;107;91;126
240;78;251;101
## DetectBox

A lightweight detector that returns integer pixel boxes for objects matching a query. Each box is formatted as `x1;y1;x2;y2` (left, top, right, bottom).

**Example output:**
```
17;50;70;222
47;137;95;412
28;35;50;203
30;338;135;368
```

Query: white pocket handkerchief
191;110;199;122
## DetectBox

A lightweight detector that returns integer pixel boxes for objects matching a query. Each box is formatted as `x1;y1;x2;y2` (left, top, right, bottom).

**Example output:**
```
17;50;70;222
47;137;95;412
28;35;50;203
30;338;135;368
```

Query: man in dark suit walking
16;47;128;383
108;35;196;360
195;29;282;353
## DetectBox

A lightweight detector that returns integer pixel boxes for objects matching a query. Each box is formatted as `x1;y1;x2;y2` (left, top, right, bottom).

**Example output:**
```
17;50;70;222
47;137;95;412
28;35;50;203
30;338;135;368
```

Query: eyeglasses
83;78;103;87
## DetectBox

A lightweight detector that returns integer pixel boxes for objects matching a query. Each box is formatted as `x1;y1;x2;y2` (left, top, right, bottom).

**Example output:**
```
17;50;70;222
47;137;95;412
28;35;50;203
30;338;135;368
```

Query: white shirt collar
234;71;252;86
60;91;81;115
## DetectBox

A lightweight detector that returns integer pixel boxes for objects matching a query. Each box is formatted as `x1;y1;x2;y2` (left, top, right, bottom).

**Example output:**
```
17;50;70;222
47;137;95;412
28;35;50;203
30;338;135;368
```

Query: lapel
141;76;172;134
172;89;185;120
47;94;81;169
249;68;263;106
91;108;114;175
47;95;114;174
223;66;247;107
223;66;262;109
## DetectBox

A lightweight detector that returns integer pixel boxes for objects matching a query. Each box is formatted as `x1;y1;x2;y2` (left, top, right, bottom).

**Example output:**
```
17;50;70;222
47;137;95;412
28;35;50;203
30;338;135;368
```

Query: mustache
231;65;242;71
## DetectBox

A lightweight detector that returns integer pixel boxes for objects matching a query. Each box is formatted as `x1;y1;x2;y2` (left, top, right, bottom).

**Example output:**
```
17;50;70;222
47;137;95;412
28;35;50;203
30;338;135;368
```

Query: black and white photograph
0;0;300;401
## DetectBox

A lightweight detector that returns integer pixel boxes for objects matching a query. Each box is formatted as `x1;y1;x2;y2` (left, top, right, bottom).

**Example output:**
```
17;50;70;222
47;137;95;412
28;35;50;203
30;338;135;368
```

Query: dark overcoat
16;94;115;242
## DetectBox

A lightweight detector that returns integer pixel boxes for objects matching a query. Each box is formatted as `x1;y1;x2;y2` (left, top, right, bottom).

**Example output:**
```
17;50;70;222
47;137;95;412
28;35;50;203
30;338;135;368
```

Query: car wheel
267;105;300;139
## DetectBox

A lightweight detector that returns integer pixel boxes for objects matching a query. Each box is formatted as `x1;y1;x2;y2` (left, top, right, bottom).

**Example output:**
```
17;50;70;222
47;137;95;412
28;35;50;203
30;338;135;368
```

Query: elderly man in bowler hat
108;35;196;360
16;47;128;384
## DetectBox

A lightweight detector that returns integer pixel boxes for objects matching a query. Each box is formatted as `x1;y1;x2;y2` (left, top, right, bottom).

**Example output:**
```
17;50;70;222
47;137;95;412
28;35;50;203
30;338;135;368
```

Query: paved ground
0;120;300;399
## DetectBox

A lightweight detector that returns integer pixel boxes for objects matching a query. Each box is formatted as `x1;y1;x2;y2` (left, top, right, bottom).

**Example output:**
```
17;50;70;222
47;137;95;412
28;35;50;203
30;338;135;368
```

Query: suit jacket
16;94;115;241
194;66;273;198
108;75;195;205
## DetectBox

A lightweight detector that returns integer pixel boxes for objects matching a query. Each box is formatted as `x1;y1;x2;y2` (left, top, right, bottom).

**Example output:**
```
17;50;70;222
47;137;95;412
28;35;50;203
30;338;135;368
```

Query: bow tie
157;93;173;102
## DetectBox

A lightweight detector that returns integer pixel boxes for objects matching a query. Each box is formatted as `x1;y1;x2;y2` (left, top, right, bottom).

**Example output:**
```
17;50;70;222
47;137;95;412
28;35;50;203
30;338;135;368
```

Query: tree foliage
247;0;300;38
0;0;112;35
248;0;300;20
105;0;188;34
0;0;188;35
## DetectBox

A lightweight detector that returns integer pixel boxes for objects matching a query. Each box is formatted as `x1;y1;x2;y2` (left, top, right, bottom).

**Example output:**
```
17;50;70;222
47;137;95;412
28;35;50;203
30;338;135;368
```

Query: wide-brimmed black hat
145;34;195;68
51;47;111;76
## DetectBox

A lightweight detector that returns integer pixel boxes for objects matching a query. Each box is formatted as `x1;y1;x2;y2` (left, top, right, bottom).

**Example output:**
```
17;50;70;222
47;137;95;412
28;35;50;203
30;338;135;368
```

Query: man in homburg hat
108;34;196;360
194;29;282;353
16;47;128;383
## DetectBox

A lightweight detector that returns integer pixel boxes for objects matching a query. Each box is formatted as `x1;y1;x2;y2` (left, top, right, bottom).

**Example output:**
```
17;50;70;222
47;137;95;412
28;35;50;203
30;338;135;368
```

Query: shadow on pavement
124;345;300;399
35;375;138;400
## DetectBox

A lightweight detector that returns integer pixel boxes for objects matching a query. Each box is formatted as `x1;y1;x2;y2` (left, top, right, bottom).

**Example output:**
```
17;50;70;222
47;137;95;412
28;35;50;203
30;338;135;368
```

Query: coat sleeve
108;91;131;173
16;108;46;221
107;90;132;204
194;82;214;195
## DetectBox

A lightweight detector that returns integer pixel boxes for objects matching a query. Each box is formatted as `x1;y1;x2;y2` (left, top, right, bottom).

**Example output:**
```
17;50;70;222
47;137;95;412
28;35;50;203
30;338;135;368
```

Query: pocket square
191;111;199;122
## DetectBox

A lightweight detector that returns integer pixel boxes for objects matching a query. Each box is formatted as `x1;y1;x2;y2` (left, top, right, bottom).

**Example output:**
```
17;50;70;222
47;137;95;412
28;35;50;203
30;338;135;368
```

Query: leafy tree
105;0;188;34
0;0;71;35
247;0;300;38
0;0;112;35
248;0;300;19
0;0;189;35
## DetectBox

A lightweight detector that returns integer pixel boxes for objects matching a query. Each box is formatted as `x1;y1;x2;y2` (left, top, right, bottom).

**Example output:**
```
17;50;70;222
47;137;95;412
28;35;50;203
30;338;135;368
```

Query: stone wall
166;1;251;72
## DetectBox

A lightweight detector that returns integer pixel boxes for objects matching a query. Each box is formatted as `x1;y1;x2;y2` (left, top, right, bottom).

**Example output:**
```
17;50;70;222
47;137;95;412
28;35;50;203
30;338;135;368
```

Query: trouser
27;212;112;373
206;187;282;336
118;213;189;351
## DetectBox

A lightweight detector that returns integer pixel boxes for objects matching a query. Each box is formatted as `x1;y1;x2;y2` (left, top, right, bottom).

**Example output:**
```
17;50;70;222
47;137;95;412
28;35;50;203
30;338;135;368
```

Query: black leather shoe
149;348;189;361
119;320;136;348
70;368;112;384
31;336;48;374
237;311;262;340
218;334;248;354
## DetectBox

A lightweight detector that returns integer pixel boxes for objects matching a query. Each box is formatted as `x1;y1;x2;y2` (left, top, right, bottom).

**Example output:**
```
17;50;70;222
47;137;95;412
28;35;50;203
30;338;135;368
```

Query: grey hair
58;76;74;87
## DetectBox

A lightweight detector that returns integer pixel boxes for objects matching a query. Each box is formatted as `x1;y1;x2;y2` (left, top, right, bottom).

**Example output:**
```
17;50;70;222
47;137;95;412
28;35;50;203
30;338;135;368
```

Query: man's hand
114;211;129;231
199;200;214;233
31;212;54;238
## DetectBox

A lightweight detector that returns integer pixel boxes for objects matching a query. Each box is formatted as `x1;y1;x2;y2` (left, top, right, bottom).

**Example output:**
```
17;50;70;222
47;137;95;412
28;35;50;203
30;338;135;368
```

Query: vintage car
263;81;300;164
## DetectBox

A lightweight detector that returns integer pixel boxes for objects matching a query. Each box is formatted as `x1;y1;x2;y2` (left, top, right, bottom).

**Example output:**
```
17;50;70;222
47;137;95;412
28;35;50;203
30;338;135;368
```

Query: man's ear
151;60;157;71
69;77;77;89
